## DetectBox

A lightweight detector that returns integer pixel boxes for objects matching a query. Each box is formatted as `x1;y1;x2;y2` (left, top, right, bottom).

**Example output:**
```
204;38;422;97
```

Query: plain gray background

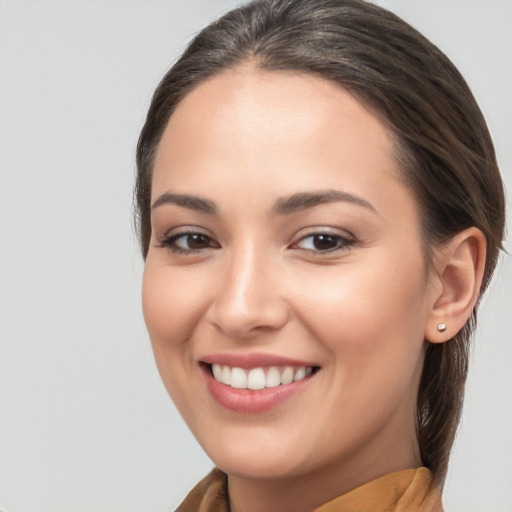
0;1;510;511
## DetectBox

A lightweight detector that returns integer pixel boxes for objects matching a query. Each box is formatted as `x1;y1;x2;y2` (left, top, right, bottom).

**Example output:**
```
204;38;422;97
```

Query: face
143;66;437;483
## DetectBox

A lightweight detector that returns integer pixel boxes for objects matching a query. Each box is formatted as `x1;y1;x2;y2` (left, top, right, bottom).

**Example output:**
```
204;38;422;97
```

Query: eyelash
157;232;219;254
157;231;355;255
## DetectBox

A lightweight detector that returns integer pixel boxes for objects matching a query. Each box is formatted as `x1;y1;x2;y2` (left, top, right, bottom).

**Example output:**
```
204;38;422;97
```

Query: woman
135;0;505;510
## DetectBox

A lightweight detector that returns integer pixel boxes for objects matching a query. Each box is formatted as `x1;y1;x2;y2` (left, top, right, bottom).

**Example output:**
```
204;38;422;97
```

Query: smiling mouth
204;363;320;390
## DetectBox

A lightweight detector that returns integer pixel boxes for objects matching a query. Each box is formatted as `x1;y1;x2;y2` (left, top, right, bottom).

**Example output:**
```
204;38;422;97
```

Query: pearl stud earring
437;323;447;333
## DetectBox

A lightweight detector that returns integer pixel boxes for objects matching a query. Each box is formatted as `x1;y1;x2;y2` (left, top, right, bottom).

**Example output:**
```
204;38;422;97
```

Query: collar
175;467;443;512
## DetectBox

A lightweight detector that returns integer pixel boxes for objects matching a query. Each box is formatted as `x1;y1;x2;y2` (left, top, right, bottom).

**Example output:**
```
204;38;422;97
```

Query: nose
206;245;289;339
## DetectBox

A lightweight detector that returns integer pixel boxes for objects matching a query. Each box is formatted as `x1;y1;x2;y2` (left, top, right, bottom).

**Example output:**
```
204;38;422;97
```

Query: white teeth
280;366;294;385
293;367;306;381
221;365;231;386
212;363;223;381
265;367;281;388
247;368;266;390
209;364;314;389
231;367;247;389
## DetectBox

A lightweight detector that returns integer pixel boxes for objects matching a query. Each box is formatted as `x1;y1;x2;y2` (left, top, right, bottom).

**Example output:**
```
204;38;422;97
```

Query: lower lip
201;365;316;413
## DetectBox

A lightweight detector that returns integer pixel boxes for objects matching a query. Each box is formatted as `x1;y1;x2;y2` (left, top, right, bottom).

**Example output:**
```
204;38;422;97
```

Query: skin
142;65;464;512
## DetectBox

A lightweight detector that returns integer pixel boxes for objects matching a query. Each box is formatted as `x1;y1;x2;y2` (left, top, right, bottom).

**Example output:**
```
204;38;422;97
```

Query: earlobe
425;227;487;344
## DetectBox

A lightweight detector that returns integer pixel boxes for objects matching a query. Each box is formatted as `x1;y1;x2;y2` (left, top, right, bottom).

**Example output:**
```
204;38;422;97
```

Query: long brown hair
135;0;505;483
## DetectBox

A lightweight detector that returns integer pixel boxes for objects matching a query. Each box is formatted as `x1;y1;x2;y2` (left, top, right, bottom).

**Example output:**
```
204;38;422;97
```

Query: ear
425;227;487;343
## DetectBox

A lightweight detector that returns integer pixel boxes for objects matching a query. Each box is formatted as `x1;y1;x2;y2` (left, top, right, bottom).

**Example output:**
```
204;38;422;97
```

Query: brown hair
135;0;505;483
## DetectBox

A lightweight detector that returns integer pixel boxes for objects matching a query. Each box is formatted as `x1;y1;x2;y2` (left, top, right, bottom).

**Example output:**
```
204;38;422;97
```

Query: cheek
141;263;207;358
294;252;428;365
293;258;428;440
141;262;212;415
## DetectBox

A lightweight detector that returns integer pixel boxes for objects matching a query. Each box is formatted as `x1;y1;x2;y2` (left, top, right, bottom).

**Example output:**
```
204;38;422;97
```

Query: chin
200;430;310;480
210;447;320;480
216;455;305;480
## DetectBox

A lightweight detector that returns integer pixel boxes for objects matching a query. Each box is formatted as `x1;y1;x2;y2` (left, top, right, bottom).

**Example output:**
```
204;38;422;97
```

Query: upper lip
200;352;319;369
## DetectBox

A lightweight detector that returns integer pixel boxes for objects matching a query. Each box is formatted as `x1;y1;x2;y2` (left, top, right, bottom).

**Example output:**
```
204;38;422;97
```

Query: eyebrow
273;189;377;215
151;189;377;217
151;192;217;214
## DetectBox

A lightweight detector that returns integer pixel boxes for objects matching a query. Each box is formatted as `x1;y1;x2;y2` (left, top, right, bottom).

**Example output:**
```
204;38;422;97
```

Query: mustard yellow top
175;467;443;512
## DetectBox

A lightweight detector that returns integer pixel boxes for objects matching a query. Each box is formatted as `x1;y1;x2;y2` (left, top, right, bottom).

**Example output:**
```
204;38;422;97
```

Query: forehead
152;65;414;221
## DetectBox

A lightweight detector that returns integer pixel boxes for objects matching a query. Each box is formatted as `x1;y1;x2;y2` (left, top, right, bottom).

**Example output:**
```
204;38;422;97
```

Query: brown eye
183;233;211;249
295;233;354;252
159;232;219;253
312;234;339;251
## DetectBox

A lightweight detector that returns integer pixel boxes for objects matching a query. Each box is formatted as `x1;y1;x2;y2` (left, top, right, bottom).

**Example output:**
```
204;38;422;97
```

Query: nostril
206;300;290;339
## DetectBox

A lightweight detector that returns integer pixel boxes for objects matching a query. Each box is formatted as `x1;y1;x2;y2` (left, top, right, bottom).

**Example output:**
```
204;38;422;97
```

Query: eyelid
161;225;211;239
